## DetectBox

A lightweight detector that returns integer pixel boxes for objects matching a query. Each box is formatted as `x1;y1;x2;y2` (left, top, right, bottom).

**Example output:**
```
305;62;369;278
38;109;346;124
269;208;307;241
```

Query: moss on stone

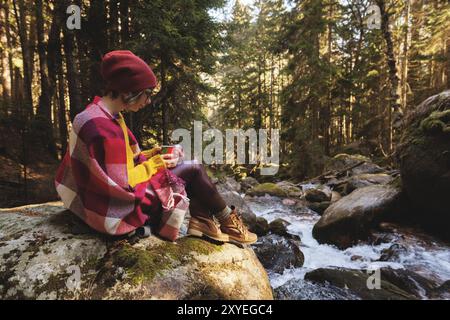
176;236;223;256
420;110;450;135
114;244;174;284
247;183;288;198
113;237;223;285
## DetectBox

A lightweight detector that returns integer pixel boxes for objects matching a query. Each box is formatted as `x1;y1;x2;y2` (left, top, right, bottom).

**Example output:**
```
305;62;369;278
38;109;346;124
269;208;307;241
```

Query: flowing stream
246;194;450;300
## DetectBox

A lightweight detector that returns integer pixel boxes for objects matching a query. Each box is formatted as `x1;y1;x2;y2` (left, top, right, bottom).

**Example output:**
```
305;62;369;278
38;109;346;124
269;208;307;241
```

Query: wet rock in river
275;279;360;300
377;243;408;262
312;185;402;249
268;218;291;237
252;234;304;274
305;268;417;300
247;183;289;198
251;216;270;237
304;188;331;203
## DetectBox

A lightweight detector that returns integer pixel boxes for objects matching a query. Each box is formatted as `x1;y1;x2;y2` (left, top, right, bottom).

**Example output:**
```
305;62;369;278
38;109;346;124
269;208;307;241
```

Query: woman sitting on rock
55;50;256;245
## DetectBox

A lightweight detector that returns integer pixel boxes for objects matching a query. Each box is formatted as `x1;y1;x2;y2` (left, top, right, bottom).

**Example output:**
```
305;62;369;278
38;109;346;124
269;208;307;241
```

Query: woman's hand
141;146;162;159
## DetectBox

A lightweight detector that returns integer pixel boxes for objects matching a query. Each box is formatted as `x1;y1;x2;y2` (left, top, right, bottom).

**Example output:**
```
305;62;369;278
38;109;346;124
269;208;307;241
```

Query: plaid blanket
54;96;189;240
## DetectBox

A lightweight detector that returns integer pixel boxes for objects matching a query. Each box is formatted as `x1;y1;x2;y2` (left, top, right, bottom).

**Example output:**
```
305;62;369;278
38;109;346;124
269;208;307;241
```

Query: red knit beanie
101;50;157;93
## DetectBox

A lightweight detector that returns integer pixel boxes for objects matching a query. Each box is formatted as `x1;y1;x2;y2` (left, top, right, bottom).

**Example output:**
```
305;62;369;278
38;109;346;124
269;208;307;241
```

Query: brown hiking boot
187;215;229;242
220;206;258;245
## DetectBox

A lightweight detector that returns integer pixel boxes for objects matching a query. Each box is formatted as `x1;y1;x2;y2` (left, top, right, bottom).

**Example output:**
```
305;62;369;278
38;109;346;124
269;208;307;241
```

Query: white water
247;195;450;292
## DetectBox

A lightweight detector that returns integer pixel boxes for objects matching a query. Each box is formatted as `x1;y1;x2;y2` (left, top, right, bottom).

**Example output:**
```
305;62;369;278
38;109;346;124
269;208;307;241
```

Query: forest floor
0;121;60;208
0;154;59;208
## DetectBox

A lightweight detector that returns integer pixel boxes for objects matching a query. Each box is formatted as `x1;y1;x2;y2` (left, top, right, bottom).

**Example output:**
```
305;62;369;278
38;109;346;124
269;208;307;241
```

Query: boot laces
231;209;247;235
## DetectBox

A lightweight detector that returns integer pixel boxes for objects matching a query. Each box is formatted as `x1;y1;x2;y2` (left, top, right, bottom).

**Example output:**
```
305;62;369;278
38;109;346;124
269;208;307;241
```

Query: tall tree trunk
87;0;107;99
376;0;401;151
63;26;84;122
35;0;57;158
400;0;410;111
324;3;333;155
12;0;33;118
4;3;14;107
57;52;68;159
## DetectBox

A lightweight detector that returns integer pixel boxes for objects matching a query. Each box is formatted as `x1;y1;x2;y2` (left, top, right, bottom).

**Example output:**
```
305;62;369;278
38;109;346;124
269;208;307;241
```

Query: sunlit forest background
0;0;449;206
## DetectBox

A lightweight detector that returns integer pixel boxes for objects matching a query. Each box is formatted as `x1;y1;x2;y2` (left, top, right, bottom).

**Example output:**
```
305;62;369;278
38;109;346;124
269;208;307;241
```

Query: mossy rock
0;202;273;300
420;109;450;134
396;90;450;239
247;183;289;198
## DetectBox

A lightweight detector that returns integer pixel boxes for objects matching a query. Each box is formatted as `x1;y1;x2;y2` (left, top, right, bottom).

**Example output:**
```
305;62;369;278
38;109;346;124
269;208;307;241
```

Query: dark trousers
169;160;226;218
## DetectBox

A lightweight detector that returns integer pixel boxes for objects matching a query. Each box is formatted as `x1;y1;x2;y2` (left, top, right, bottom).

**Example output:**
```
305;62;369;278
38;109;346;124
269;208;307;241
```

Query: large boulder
324;154;385;176
251;234;304;274
312;185;401;249
334;173;394;195
0;202;273;300
396;91;450;239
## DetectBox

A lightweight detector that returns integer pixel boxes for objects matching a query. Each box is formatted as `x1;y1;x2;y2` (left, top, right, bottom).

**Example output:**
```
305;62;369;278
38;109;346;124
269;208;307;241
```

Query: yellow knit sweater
117;113;166;188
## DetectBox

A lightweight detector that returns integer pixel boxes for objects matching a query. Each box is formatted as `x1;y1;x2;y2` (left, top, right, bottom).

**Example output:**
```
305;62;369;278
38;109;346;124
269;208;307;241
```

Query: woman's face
124;90;152;112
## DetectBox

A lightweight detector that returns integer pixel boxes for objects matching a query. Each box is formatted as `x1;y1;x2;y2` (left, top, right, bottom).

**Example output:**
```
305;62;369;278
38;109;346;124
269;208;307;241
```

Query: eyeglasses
124;88;155;105
143;88;153;104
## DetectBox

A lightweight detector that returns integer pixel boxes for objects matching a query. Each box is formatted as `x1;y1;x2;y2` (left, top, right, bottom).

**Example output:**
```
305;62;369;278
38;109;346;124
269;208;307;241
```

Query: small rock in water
305;188;331;203
350;255;363;261
252;234;304;274
282;198;297;206
251;216;270;237
269;218;291;237
378;244;408;262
